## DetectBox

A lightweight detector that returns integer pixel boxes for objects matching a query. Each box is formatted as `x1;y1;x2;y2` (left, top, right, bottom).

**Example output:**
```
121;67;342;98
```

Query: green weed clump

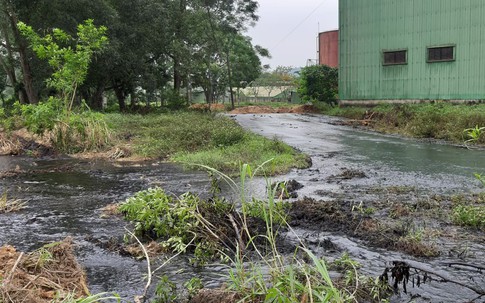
52;110;112;153
119;187;234;265
16;99;112;153
120;163;391;302
452;204;485;228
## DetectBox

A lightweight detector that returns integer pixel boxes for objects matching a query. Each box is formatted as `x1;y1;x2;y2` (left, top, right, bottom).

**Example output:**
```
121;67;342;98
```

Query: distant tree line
0;0;268;110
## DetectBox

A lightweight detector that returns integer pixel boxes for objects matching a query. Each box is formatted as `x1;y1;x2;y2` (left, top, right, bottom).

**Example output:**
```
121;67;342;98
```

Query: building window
383;50;407;65
427;46;455;62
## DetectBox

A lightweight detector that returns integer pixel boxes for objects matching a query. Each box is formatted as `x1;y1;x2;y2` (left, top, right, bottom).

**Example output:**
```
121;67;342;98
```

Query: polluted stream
234;113;485;303
0;113;485;302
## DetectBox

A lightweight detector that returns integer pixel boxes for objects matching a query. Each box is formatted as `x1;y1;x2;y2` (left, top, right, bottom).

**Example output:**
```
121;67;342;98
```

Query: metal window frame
382;49;408;66
426;44;456;63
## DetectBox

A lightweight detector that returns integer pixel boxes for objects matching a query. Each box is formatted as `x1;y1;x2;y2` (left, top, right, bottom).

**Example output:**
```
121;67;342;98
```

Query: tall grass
204;163;386;302
51;111;112;153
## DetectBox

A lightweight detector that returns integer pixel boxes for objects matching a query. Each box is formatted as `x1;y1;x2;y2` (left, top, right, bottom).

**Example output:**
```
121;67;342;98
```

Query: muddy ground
2;109;485;302
234;113;485;302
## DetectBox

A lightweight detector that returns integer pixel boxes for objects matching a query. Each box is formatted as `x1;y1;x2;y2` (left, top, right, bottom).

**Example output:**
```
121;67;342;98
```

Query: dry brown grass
0;238;89;303
0;192;26;214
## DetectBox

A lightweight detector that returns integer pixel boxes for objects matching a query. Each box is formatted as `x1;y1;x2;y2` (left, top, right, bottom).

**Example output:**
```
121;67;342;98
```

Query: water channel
1;113;484;302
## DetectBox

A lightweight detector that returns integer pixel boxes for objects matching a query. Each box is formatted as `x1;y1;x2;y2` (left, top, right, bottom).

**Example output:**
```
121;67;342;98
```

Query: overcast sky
246;0;339;69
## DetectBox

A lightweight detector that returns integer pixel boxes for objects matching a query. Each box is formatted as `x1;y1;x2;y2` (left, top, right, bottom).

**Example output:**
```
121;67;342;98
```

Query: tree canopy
0;0;268;110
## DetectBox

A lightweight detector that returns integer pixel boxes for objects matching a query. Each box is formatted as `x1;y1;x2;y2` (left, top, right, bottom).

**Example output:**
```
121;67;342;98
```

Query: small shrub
243;198;289;225
19;98;61;136
119;187;234;265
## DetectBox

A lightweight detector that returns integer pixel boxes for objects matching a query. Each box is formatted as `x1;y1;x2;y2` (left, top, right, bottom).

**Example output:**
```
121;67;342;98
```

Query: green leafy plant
153;275;178;303
120;187;234;265
242;198;290;225
18;98;61;136
464;125;485;145
183;277;203;299
16;20;110;153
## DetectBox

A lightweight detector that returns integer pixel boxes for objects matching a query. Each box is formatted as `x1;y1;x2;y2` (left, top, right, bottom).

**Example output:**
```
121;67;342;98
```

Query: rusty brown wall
318;30;339;68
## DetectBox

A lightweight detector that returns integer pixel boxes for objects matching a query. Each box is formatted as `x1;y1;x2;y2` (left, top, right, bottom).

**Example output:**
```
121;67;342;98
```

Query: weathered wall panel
319;30;339;68
339;0;485;100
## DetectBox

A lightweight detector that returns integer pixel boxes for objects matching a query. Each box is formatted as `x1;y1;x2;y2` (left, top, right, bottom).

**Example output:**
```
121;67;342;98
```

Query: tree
18;19;108;113
0;0;39;104
298;65;338;104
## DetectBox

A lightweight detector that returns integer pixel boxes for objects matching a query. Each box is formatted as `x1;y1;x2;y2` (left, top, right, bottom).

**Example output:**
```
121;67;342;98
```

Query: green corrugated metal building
339;0;485;103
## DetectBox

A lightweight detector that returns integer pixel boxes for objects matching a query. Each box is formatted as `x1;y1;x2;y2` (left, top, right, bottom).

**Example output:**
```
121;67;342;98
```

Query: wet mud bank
235;113;485;302
0;158;216;300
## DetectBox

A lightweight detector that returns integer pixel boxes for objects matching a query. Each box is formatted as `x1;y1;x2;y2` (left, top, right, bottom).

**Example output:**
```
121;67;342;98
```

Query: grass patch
322;103;485;144
174;135;309;175
106;111;310;174
452;204;485;228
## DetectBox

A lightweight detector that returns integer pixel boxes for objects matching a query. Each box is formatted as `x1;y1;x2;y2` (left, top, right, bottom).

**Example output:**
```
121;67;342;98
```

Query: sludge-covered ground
1;113;485;302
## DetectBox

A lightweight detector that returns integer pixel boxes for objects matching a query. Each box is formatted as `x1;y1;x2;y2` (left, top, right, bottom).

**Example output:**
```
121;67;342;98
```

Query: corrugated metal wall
339;0;485;100
319;30;339;68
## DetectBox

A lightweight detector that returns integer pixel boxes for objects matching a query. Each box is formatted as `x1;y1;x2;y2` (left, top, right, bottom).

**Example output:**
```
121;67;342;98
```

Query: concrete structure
318;30;339;68
339;0;485;103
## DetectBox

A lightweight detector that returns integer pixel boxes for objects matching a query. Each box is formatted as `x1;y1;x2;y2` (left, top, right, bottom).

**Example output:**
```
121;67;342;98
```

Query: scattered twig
2;252;24;287
442;262;485;272
228;213;245;255
124;227;151;303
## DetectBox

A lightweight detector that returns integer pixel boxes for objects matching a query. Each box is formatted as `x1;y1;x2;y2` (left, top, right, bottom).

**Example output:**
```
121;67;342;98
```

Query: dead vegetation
0;129;53;157
0;192;26;213
0;238;89;303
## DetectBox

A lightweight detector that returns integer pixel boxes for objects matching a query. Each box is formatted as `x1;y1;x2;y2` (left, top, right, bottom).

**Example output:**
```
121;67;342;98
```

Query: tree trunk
18;45;38;104
90;84;105;110
173;58;182;93
114;85;126;112
226;50;235;110
7;5;38;104
172;0;186;94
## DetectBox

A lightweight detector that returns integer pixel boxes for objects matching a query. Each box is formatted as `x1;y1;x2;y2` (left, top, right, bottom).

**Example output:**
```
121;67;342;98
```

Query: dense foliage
0;0;269;109
298;65;338;104
119;187;235;265
0;0;267;110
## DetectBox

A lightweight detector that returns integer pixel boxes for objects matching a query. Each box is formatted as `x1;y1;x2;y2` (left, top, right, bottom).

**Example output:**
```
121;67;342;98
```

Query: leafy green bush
120;187;199;241
19;98;61;135
243;198;289;225
298;65;338;104
120;187;234;265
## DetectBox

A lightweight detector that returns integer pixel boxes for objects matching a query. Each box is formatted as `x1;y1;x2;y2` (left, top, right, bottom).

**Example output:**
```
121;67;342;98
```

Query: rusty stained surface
319;30;339;68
